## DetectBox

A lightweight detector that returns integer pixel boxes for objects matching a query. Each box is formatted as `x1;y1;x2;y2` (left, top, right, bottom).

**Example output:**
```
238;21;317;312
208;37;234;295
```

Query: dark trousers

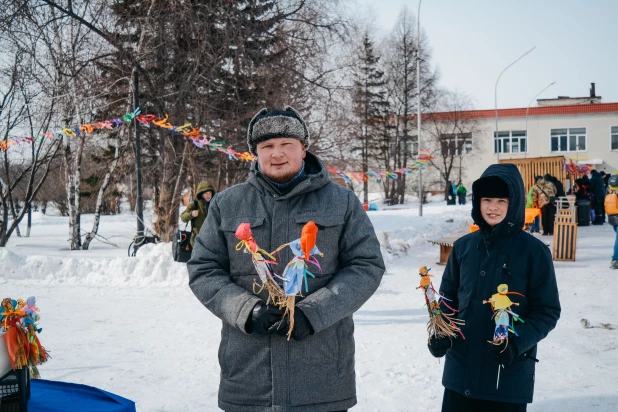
441;388;527;412
458;194;466;205
593;203;606;224
541;203;555;235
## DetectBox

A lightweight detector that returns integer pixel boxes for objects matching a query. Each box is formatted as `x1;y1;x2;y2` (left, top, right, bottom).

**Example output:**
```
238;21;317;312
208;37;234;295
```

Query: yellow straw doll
483;284;525;388
417;266;465;340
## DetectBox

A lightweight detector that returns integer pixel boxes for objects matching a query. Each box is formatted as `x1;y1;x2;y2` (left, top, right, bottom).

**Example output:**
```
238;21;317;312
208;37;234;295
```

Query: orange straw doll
1;297;49;378
1;298;29;370
235;223;285;306
272;221;323;340
417;266;465;341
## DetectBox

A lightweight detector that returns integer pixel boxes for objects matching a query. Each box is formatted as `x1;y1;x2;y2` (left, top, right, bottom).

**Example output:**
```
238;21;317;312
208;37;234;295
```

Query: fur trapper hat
246;106;310;155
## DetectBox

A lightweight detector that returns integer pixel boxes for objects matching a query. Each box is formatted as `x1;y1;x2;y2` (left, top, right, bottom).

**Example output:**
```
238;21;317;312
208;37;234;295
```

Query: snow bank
370;205;471;265
2;202;472;287
0;242;188;288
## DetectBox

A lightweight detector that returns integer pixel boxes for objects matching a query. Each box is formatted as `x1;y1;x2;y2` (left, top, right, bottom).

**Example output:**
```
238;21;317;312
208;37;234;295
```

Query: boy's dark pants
441;389;527;412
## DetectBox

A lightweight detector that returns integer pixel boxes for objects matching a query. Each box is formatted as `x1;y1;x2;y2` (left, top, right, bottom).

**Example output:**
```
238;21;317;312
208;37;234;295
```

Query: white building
424;88;618;192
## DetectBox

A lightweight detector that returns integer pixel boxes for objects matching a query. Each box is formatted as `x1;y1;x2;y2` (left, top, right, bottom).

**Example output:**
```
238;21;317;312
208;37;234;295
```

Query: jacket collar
247;151;330;200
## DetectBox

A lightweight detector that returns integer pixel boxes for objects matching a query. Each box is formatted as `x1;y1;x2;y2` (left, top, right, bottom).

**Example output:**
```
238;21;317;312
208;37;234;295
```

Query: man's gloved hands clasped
427;335;452;358
488;339;517;366
246;302;314;341
247;302;284;334
270;308;315;341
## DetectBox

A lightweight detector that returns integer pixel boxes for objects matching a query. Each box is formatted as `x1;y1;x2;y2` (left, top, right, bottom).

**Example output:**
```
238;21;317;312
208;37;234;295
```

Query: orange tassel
5;326;29;370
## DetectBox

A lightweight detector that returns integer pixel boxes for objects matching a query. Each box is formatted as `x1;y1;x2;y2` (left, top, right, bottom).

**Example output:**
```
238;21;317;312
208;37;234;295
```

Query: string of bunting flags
0;108;256;162
327;150;434;184
2;108;437;176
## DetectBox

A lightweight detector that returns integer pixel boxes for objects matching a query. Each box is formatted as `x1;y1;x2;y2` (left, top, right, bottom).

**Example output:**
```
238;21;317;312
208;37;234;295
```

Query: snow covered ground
2;202;617;411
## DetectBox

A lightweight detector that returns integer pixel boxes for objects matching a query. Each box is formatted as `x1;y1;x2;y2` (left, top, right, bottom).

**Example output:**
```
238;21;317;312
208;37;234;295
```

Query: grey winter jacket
187;152;385;412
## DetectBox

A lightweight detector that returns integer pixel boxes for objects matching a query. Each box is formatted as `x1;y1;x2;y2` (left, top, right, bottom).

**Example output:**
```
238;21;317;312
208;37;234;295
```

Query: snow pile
370;205;472;263
0;242;188;288
3;203;472;287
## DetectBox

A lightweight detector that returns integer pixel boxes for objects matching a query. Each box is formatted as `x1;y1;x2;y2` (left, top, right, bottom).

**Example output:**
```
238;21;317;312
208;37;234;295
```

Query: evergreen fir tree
352;32;389;204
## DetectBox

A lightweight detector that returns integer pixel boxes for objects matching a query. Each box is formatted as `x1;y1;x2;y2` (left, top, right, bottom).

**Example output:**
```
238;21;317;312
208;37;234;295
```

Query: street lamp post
417;0;423;216
132;65;145;256
525;81;555;159
494;46;536;160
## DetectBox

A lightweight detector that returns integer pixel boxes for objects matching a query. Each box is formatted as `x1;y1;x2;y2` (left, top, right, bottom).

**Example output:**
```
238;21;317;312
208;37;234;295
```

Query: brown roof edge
417;102;618;121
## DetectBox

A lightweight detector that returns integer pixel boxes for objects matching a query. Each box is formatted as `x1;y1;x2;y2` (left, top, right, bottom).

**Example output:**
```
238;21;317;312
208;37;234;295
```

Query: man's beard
265;168;300;183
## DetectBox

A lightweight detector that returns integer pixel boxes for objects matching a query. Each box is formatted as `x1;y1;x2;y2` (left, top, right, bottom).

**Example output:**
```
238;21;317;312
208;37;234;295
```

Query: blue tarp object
28;379;136;412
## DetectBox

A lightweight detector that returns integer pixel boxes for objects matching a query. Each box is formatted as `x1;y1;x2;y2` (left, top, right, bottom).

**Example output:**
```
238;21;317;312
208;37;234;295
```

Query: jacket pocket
452;298;471;343
337;316;355;377
218;325;229;371
455;297;470;317
221;216;267;276
294;215;345;276
220;325;272;406
288;322;353;406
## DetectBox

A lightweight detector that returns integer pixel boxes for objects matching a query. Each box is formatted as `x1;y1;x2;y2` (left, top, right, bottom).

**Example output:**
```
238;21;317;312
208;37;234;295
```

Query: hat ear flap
285;106;304;125
285;105;310;143
247;108;268;142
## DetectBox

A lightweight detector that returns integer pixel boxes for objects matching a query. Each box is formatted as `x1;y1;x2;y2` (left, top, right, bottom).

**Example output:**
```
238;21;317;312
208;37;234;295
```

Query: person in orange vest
525;176;542;233
605;174;618;269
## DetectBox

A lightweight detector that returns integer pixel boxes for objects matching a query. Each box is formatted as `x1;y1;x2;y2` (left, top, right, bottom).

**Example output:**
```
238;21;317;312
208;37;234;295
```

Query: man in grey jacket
187;106;385;412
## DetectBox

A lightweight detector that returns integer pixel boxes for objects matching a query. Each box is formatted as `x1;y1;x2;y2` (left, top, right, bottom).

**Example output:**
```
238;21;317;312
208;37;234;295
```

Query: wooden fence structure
499;156;567;192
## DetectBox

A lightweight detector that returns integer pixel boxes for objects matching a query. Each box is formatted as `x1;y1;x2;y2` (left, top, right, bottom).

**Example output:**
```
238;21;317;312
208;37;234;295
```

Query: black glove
488;340;517;366
269;308;314;341
246;302;284;335
427;336;452;358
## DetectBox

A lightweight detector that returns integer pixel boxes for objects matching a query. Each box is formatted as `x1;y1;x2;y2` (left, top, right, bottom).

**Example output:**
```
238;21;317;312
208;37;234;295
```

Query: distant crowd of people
572;169;609;225
445;181;468;206
450;169;610;236
525;174;564;236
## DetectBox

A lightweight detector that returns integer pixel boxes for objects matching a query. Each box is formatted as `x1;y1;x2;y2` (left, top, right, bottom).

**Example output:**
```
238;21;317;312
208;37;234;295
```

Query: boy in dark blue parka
428;164;561;412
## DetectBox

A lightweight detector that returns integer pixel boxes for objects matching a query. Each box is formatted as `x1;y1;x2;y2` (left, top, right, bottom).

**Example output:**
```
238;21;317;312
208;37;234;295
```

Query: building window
408;135;419;156
494;130;527;153
550;128;586;152
387;135;418;157
440;133;472;156
612;126;618;150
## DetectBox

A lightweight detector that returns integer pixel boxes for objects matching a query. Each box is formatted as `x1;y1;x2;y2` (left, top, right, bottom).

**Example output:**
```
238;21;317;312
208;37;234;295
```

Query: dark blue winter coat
589;170;606;205
439;163;561;404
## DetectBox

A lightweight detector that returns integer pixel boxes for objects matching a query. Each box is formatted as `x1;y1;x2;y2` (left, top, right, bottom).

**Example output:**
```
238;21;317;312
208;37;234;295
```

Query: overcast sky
354;0;618;110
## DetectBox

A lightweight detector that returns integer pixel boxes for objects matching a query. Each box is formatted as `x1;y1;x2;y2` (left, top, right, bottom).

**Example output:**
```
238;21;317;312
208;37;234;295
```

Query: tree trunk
363;130;368;204
64;135;81;250
82;142;122;250
26;206;31;237
0;201;8;247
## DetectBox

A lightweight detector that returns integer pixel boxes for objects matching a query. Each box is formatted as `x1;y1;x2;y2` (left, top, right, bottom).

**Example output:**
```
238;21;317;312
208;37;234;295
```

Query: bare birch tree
380;6;438;205
425;90;480;190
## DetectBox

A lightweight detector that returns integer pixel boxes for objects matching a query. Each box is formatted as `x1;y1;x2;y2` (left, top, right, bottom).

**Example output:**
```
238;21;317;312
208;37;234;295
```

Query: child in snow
428;164;561;412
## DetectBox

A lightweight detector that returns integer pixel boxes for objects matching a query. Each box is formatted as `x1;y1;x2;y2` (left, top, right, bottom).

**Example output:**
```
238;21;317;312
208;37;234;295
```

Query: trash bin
577;199;590;226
